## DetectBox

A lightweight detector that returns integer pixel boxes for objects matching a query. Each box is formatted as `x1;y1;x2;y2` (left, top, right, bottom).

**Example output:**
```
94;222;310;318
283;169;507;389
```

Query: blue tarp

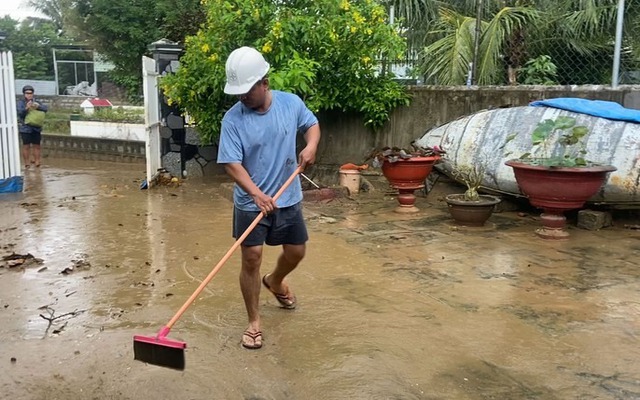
530;97;640;124
0;176;24;193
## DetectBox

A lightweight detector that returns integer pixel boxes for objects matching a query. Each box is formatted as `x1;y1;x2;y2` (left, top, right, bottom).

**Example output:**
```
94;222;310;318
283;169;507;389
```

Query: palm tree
413;0;640;85
27;0;66;35
419;5;539;85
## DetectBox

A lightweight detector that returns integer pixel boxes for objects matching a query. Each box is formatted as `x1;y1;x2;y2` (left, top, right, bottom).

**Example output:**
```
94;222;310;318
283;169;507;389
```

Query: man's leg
262;243;305;307
21;144;30;168
33;144;41;167
270;244;305;286
240;244;263;348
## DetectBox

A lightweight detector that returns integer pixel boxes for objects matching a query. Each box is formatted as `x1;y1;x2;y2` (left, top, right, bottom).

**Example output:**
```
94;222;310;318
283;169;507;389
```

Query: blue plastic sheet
0;176;24;193
530;97;640;123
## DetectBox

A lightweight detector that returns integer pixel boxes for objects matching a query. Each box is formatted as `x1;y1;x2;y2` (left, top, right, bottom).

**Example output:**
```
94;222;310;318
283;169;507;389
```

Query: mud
1;159;640;400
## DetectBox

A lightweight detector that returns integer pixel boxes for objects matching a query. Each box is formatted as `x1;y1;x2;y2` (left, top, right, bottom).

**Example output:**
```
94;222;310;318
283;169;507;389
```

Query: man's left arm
34;100;48;112
298;123;320;170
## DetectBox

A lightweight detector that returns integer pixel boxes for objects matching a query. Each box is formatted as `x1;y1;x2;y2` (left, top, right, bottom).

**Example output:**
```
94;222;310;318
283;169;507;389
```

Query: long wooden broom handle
165;166;304;329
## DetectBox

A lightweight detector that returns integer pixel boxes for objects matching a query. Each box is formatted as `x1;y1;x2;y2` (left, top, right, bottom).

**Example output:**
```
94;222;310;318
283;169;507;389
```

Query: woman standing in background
16;84;48;169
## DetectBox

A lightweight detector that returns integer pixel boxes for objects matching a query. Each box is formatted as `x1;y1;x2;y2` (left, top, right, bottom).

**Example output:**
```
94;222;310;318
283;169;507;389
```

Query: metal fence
389;2;635;87
0;51;22;192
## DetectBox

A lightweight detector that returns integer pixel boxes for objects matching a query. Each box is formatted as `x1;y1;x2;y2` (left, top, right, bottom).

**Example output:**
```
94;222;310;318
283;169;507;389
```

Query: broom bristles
133;335;186;370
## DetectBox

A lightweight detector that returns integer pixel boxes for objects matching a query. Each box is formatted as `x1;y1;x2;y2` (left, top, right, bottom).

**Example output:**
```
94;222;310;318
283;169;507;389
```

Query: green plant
160;0;410;144
79;107;144;124
367;143;441;167
42;110;71;134
451;164;485;201
520;55;558;85
506;116;590;167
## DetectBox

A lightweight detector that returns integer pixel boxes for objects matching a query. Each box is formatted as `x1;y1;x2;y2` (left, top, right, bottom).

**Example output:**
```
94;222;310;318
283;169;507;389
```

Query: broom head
133;333;186;370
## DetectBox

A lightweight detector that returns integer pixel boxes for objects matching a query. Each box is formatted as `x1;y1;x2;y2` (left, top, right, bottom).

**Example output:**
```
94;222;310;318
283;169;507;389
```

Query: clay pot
445;194;501;227
381;156;440;213
505;160;616;239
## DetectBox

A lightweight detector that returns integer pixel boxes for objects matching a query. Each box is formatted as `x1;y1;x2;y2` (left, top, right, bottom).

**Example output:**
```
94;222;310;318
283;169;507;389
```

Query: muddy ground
1;159;640;400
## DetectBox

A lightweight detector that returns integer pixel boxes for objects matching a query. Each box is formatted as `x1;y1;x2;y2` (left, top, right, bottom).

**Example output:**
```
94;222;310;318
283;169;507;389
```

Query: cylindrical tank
416;106;640;206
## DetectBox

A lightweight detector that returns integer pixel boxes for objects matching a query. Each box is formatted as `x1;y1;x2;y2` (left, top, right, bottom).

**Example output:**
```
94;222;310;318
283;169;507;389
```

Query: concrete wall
15;79;57;96
42;134;145;163
70;121;146;142
314;85;640;171
37;85;640;175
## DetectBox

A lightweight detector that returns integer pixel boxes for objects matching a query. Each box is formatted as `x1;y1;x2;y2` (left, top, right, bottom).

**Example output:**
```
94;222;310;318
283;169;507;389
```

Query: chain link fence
388;4;637;87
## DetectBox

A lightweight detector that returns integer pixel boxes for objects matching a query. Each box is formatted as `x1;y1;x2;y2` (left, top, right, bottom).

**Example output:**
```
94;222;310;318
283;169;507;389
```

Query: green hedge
41;107;144;135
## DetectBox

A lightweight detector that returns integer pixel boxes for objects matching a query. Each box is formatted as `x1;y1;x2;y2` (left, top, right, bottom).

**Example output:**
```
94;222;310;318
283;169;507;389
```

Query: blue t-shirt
217;90;318;211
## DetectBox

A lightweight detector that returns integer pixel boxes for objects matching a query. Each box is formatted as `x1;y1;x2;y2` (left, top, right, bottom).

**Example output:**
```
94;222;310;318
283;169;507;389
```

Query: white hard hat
224;47;270;95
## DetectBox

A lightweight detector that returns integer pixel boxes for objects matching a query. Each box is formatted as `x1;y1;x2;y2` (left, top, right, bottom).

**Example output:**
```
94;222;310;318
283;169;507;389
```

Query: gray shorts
233;202;308;247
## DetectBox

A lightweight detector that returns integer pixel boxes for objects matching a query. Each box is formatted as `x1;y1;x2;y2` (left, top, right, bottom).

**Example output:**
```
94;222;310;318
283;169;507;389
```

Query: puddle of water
1;159;640;399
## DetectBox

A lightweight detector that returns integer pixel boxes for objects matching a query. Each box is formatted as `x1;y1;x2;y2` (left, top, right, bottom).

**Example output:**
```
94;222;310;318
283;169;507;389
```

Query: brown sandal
262;274;296;309
241;330;263;349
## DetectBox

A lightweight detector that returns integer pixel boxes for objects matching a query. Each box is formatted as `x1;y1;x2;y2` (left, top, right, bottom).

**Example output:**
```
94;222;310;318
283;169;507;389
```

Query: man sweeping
217;46;321;349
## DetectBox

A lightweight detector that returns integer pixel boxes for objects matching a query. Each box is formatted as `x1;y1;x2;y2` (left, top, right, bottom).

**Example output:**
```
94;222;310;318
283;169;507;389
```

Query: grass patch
43;109;73;135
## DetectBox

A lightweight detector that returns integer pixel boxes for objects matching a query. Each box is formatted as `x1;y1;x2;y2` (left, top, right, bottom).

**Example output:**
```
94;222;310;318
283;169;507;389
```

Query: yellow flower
362;56;371;65
329;30;338;42
352;11;365;24
365;28;373;35
372;5;385;23
252;9;260;20
340;0;350;11
201;43;210;54
272;21;282;38
262;41;273;54
350;26;357;33
209;53;218;62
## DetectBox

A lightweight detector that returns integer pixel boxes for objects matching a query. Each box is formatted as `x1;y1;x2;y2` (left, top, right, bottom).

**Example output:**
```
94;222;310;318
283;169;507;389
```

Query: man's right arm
16;100;27;119
223;163;276;215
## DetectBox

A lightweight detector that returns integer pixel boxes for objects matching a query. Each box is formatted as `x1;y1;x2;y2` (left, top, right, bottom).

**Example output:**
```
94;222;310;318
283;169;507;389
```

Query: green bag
25;109;46;128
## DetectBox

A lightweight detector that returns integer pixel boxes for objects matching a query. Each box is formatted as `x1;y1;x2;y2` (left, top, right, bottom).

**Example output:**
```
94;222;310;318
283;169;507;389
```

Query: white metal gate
142;56;162;188
0;51;22;193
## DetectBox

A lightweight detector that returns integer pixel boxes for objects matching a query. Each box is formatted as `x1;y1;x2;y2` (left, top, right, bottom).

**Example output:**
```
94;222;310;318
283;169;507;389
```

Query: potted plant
444;163;501;227
504;116;616;239
369;144;442;213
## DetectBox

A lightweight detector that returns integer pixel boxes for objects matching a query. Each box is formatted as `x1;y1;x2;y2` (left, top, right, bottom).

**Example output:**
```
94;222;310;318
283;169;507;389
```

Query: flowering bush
160;0;410;143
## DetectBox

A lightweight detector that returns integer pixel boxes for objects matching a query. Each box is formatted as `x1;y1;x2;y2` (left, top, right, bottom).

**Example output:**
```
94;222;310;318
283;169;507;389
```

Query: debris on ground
38;306;86;335
0;253;44;269
60;254;92;274
155;168;181;187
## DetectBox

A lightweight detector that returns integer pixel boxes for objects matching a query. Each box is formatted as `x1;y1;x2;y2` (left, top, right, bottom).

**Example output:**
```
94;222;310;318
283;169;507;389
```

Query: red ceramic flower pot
505;160;616;239
382;156;440;213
